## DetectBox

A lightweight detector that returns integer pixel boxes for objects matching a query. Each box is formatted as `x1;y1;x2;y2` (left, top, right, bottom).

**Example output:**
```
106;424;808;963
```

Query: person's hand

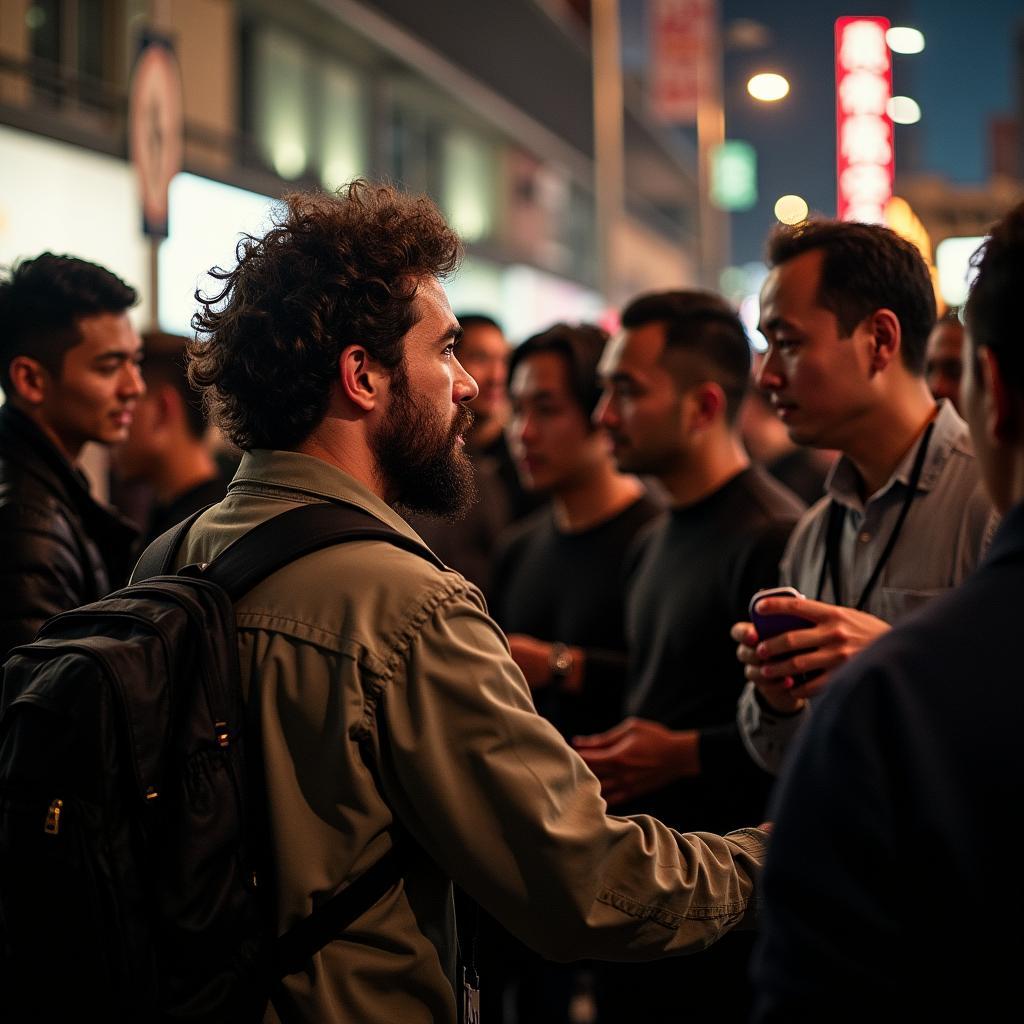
731;619;807;713
732;596;890;705
506;634;583;693
573;718;698;806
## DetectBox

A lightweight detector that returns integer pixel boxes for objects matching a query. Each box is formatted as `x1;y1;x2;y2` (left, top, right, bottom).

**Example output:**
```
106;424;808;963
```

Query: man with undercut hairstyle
576;290;804;1020
484;322;662;1024
0;252;143;658
168;183;769;1024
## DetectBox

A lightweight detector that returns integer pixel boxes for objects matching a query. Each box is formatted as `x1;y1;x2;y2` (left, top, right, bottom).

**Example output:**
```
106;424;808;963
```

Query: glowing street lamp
747;73;790;102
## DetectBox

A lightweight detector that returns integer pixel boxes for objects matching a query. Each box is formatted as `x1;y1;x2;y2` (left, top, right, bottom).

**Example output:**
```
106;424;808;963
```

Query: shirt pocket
876;586;946;625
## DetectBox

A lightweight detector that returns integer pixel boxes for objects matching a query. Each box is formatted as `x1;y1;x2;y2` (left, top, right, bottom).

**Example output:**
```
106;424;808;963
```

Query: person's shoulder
621;492;666;530
236;529;485;655
492;504;553;563
738;465;807;524
0;463;76;538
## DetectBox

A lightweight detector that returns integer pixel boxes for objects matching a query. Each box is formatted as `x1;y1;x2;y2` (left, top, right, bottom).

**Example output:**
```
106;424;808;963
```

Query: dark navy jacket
753;501;1024;1020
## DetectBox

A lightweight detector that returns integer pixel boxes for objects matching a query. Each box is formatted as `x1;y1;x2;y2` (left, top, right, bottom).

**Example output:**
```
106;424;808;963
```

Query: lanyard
816;419;936;611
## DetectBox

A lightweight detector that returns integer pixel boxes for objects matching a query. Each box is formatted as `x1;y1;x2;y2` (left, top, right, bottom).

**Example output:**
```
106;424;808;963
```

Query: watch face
551;644;572;676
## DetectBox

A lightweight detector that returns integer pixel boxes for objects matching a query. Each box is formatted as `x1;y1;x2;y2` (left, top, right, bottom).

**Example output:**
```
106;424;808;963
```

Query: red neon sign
835;16;892;223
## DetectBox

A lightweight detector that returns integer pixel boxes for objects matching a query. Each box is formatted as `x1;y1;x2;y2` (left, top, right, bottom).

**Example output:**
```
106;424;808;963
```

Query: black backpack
0;501;444;1023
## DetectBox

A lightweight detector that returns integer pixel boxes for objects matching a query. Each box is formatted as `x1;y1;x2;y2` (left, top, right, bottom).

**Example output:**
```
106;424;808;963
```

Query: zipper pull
44;798;63;836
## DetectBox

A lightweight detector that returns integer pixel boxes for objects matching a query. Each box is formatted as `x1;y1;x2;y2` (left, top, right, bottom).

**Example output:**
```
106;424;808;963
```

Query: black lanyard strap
816;419;936;610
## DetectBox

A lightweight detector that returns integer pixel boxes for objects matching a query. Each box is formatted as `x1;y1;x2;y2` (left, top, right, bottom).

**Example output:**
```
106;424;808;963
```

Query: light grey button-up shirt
738;399;995;773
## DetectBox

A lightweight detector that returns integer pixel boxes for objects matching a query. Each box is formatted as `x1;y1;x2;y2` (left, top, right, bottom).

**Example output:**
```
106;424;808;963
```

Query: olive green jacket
173;449;767;1023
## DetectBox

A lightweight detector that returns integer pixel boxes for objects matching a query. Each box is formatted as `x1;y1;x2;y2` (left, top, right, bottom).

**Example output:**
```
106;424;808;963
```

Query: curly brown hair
188;181;462;450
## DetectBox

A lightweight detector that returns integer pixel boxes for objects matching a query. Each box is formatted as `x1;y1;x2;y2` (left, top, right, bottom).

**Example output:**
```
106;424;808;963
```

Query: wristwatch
549;642;574;682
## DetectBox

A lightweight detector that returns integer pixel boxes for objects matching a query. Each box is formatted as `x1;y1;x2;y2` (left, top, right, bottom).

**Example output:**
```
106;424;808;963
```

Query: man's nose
122;362;146;398
454;358;479;403
593;390;616;429
756;349;783;392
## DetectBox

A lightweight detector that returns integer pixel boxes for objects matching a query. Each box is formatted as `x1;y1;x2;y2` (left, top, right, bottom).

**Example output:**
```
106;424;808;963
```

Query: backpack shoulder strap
202;501;445;601
132;505;213;582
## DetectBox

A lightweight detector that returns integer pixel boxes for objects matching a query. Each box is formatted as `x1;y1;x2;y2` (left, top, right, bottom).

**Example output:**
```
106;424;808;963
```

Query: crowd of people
0;180;1020;1022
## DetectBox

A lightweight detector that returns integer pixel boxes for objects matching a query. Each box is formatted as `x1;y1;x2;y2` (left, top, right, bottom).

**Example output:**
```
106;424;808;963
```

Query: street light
747;73;790;102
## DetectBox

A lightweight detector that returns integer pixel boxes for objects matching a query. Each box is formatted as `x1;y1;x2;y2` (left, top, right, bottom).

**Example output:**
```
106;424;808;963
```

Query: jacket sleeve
0;502;89;656
374;585;767;963
737;682;809;775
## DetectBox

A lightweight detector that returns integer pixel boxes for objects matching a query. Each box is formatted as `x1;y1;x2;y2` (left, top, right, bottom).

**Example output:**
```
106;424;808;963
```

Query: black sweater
623;466;804;832
491;494;663;739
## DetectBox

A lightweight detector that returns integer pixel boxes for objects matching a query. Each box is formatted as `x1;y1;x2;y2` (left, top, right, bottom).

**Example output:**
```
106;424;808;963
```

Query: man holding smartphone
750;199;1024;1021
732;220;992;773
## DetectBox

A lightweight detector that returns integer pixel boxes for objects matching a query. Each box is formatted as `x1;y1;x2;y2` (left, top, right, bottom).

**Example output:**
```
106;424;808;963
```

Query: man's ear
866;308;901;374
153;384;178;429
978;345;1018;445
338;345;381;413
6;355;51;405
688;381;726;430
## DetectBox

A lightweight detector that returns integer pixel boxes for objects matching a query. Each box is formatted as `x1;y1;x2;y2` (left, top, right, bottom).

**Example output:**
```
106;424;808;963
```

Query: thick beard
372;365;478;520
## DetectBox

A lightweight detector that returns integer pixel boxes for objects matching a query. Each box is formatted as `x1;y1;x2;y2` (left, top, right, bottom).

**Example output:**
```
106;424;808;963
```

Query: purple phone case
751;608;815;640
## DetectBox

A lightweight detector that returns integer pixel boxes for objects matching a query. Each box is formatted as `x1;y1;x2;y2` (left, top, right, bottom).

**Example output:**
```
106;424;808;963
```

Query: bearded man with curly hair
171;181;768;1023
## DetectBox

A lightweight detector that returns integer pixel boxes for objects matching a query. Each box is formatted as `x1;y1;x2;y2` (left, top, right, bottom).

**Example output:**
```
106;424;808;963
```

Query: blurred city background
0;0;1022;346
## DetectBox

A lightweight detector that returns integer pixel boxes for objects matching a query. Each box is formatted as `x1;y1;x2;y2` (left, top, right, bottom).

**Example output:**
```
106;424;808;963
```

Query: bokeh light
774;194;809;225
886;27;925;54
887;96;922;125
747;73;790;102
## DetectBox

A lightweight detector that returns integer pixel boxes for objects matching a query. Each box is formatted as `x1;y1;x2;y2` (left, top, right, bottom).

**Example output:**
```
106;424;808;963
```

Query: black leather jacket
0;404;137;659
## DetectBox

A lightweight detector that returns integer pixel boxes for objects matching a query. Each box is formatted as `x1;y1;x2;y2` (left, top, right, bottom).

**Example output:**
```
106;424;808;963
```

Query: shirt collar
825;398;969;510
229;448;427;544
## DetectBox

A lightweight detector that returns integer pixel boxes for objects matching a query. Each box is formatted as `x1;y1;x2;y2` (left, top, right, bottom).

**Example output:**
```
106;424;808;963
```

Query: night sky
623;0;1023;267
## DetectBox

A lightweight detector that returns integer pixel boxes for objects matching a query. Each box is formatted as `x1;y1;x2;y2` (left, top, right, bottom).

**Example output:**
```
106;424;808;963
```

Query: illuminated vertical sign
835;16;892;223
649;0;716;124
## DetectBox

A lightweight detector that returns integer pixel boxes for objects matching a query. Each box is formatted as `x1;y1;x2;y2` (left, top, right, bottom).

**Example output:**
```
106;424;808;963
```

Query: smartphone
749;586;815;640
748;586;818;685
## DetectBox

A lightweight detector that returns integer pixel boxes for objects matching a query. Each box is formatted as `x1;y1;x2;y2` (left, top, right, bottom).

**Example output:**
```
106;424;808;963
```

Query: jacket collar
825;399;969;510
0;403;138;567
229;448;429;545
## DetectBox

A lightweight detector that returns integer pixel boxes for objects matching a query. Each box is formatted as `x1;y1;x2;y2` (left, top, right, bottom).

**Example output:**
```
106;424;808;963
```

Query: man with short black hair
734;220;992;774
494;322;661;739
576;289;803;1019
112;332;228;545
750;201;1024;1022
0;252;143;657
173;183;768;1024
